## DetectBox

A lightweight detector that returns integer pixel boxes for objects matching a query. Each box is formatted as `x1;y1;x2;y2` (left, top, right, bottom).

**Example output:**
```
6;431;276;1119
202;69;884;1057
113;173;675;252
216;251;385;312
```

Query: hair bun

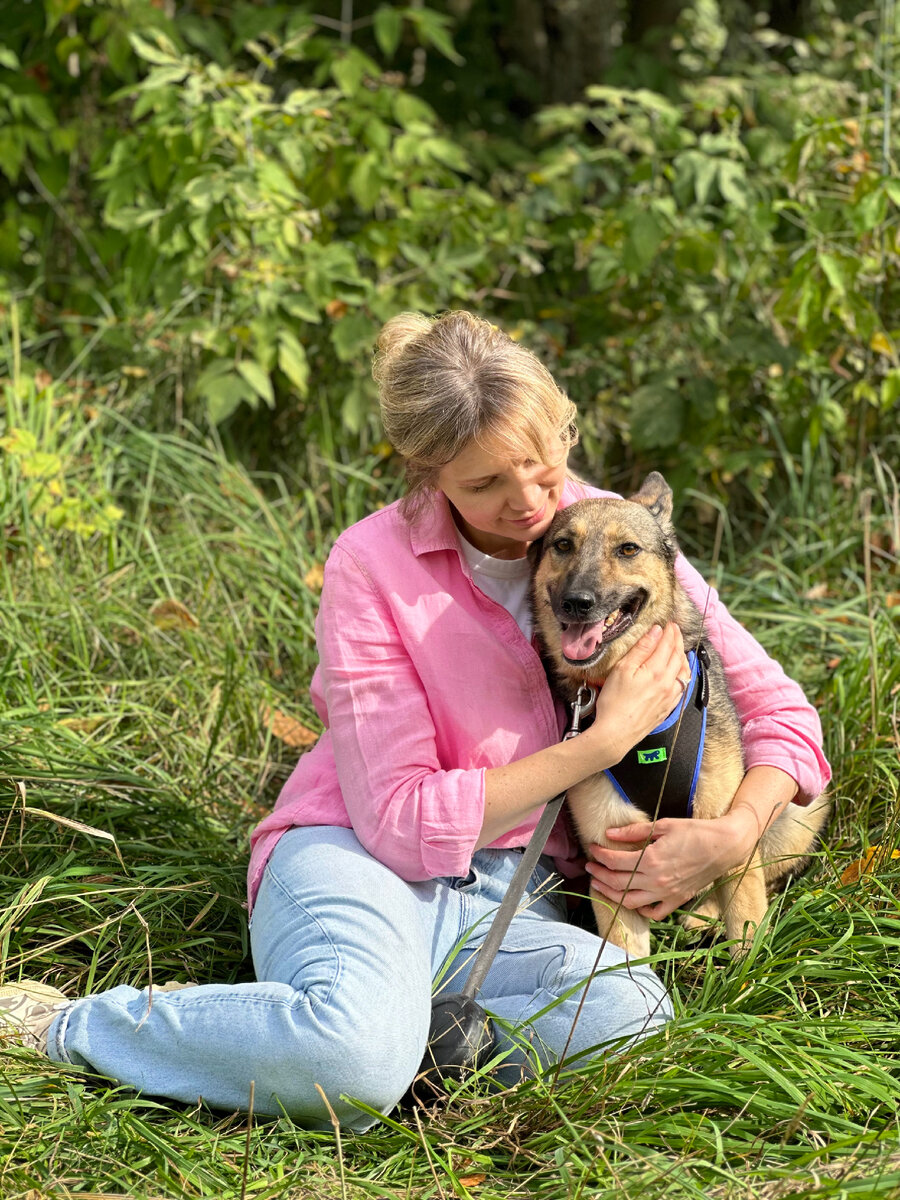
372;313;433;386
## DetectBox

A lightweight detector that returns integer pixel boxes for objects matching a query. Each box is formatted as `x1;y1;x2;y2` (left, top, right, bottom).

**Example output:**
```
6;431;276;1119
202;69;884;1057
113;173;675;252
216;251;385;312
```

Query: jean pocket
447;864;483;894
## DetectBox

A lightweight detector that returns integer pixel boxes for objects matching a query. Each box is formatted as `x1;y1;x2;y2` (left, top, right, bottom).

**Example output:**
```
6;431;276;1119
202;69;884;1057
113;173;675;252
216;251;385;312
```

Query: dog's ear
630;472;678;561
630;471;673;523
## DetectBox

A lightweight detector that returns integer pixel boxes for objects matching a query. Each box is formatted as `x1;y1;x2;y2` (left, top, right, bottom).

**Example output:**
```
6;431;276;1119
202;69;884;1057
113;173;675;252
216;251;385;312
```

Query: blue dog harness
603;644;710;821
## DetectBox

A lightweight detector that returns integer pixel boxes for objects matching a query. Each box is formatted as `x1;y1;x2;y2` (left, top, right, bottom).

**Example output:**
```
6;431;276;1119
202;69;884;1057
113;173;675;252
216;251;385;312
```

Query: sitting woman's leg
428;851;673;1084
47;826;436;1129
478;919;673;1080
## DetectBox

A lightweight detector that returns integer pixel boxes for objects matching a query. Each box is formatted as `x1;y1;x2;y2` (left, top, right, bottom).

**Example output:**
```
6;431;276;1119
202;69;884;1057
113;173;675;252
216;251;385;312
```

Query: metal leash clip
564;684;597;740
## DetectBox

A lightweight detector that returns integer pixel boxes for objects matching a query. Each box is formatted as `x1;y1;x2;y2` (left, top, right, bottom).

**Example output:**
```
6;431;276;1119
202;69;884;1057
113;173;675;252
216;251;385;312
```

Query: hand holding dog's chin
587;622;689;766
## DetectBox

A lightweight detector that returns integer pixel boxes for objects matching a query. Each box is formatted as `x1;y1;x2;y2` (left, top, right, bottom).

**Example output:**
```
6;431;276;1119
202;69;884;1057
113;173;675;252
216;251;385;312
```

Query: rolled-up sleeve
316;543;485;880
675;556;831;803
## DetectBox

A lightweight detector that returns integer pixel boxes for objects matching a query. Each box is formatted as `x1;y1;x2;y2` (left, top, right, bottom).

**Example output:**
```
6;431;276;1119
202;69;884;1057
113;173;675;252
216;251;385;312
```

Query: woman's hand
585;766;800;918
582;622;691;769
585;814;754;919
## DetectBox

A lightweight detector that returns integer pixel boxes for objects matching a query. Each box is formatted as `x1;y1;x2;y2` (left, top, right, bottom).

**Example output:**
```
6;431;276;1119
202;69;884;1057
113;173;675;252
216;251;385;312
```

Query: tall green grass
2;386;899;1199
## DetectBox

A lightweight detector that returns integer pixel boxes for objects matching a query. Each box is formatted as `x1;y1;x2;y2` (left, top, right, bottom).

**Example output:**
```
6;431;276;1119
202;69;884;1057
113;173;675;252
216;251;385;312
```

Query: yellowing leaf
304;563;325;592
261;705;319;749
0;427;37;455
870;331;896;358
58;716;105;734
149;597;199;630
840;844;900;885
23;805;125;868
21;450;62;479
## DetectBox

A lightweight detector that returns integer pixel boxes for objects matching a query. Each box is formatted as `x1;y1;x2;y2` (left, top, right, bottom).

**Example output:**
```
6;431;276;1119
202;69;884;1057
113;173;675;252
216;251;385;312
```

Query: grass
1;381;899;1199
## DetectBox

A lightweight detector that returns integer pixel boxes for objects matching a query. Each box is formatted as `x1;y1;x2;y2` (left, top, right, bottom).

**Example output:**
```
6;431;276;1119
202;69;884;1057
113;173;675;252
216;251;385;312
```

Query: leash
405;685;596;1103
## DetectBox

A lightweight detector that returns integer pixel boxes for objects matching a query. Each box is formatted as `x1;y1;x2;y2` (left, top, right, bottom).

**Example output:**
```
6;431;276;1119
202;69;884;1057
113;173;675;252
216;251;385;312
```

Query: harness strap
603;643;710;821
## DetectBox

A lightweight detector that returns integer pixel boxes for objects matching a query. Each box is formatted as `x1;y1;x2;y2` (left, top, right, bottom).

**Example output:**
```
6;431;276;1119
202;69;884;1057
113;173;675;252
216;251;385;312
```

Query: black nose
561;592;595;621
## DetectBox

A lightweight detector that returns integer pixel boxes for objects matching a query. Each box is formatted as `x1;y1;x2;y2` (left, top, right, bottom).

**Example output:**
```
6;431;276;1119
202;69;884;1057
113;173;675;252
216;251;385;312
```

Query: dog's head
530;472;679;687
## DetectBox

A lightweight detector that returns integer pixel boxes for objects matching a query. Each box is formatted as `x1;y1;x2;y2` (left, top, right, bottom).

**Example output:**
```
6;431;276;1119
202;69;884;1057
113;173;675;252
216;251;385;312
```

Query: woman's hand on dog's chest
584;767;798;919
584;813;756;920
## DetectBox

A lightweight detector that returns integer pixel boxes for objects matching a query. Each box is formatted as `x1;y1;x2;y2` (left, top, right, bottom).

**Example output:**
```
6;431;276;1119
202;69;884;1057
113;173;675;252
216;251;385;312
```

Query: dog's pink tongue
560;622;603;661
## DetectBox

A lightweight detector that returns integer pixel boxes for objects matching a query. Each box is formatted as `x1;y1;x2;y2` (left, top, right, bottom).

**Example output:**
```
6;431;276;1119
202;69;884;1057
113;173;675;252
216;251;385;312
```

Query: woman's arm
478;622;690;847
674;556;831;803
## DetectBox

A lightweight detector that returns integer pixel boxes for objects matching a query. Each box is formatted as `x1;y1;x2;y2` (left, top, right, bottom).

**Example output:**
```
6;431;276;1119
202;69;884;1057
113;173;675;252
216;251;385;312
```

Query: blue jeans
48;826;672;1129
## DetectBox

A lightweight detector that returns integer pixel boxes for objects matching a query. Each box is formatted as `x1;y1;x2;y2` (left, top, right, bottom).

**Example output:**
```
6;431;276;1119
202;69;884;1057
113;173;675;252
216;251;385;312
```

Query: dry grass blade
22;804;126;870
314;1084;348;1200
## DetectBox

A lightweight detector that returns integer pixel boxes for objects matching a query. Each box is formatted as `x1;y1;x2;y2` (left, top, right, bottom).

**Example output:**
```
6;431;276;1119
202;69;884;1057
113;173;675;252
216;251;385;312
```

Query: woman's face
436;439;568;558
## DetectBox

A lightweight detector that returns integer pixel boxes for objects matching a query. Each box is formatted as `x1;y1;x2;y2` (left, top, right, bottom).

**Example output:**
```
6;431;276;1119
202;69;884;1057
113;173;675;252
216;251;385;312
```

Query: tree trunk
503;0;619;105
624;0;687;46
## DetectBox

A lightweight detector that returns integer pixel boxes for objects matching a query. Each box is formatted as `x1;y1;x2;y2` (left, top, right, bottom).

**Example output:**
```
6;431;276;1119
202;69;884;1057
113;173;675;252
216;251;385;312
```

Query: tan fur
530;473;829;958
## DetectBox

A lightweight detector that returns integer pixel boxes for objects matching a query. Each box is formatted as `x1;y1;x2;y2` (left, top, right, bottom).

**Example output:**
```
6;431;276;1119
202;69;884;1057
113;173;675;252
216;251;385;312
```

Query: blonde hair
372;310;579;519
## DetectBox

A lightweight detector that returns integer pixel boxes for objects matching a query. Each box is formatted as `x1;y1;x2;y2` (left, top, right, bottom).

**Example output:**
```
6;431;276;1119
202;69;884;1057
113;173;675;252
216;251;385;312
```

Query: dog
529;472;829;957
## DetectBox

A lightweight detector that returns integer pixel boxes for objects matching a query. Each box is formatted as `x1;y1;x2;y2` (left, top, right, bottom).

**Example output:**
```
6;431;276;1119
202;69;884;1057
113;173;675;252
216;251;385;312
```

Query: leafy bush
1;0;897;503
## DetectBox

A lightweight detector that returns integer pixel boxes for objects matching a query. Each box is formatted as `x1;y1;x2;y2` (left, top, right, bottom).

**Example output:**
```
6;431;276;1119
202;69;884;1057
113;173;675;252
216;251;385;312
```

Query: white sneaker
151;980;197;994
0;980;69;1053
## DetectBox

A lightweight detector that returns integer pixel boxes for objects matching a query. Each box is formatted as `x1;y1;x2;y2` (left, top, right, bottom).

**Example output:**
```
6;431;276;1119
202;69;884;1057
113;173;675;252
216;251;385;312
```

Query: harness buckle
564;684;598;740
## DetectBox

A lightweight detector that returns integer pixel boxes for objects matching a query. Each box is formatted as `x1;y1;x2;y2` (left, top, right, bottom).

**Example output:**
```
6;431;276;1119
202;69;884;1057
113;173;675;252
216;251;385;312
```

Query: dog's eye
552;537;573;554
619;543;641;558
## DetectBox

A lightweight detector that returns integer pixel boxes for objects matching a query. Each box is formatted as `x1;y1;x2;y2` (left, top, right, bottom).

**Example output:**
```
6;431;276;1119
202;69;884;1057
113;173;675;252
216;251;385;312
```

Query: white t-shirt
457;530;533;642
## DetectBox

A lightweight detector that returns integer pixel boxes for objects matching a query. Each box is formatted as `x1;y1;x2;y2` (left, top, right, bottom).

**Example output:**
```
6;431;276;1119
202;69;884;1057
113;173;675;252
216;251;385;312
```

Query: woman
1;311;830;1129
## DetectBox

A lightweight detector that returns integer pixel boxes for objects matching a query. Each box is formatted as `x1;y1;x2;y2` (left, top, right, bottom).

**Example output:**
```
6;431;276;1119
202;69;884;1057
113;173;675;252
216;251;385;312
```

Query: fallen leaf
149;597;199;630
886;593;900;609
326;299;348;319
812;607;851;624
840;844;900;885
304;563;325;592
459;1175;487;1189
58;716;105;734
804;582;830;601
261;705;319;748
114;624;142;645
826;657;842;669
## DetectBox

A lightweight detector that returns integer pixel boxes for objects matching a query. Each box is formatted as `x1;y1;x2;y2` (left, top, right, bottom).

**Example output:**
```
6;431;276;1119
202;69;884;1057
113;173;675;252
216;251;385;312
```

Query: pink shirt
247;481;831;906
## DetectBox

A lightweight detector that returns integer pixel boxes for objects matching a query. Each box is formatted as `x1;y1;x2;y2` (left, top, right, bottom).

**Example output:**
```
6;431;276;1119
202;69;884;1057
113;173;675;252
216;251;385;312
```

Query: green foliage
0;0;898;498
0;1;515;449
0;366;124;546
523;46;899;497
